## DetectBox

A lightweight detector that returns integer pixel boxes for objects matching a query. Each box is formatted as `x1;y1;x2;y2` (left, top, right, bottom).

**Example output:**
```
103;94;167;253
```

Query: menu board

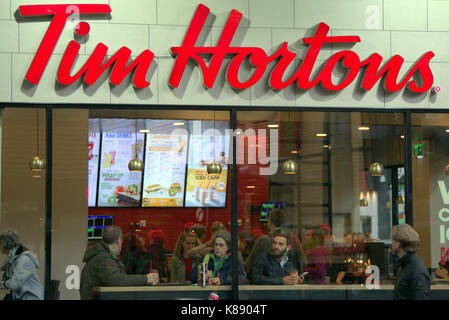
88;132;101;207
185;128;230;207
98;132;144;207
142;133;188;207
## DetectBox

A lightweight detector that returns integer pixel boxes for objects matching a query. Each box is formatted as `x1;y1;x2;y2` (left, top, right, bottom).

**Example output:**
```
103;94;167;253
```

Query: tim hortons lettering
19;4;435;93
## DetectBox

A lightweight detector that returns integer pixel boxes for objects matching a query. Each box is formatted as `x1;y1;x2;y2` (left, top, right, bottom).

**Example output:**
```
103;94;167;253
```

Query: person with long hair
171;231;201;283
303;226;328;284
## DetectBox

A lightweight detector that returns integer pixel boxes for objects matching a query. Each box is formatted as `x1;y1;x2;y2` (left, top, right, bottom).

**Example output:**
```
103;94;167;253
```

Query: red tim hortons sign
19;3;435;93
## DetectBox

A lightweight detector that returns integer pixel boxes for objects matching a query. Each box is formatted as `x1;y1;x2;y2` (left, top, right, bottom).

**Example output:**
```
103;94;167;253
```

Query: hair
0;229;22;250
269;209;287;228
271;229;290;244
305;225;325;245
173;230;201;257
211;221;227;235
190;224;206;241
238;230;255;254
393;224;420;253
212;230;232;252
103;226;122;245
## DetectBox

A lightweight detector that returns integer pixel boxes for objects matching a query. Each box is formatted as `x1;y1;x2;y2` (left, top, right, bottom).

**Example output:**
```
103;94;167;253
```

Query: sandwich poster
142;133;188;207
88;132;100;207
185;130;230;207
98;132;144;207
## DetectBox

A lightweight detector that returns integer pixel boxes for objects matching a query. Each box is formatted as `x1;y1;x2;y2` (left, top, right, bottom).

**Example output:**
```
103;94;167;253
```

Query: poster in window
142;133;188;207
185;127;230;207
98;132;144;207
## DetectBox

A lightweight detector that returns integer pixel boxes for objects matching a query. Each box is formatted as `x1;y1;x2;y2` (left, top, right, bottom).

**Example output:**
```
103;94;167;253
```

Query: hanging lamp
360;192;368;206
207;111;222;175
128;113;144;172
369;162;384;176
30;109;45;171
282;159;298;175
282;111;298;175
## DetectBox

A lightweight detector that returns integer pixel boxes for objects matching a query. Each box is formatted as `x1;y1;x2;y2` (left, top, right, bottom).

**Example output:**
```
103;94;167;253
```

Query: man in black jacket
392;224;430;300
252;230;304;285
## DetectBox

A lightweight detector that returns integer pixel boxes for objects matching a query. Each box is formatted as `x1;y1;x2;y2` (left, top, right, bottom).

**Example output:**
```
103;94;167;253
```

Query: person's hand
146;272;159;285
208;277;221;286
298;275;305;284
283;275;300;285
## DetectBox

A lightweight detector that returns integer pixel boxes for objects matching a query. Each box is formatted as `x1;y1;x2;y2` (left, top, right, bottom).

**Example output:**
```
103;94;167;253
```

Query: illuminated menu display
142;133;188;207
88;132;101;207
98;132;144;207
185;125;230;207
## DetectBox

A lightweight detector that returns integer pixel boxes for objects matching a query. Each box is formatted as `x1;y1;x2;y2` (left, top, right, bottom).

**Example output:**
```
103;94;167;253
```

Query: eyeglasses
214;242;226;248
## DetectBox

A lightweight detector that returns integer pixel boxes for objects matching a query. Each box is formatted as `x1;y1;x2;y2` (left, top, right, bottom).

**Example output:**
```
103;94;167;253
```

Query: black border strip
44;106;52;300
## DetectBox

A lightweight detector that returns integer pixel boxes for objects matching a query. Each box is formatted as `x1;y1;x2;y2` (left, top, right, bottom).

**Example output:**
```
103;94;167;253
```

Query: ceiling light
139;129;150;133
446;129;449;133
400;135;404;139
173;122;184;126
267;124;279;128
316;133;327;137
291;150;298;154
358;126;370;131
246;186;256;189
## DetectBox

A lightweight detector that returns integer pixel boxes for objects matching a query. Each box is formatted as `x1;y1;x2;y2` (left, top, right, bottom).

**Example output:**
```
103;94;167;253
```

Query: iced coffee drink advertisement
98;132;144;207
142;133;188;207
185;130;230;207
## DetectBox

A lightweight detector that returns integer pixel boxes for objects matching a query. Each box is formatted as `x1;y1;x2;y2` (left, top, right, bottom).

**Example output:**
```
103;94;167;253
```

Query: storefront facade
1;0;449;300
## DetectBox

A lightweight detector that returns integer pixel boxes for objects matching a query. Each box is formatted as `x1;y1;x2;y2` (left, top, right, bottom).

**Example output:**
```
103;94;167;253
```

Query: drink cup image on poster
185;126;230;207
142;132;188;207
88;132;101;207
98;132;144;207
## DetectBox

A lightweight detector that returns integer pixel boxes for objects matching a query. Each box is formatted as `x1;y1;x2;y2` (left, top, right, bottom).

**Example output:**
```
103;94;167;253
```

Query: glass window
237;110;404;299
412;113;449;281
77;109;235;299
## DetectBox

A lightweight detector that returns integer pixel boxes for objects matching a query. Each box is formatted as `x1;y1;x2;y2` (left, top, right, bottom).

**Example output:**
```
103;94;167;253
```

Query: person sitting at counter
80;226;159;300
252;230;305;285
244;209;306;281
171;231;201;283
303;226;328;284
189;230;246;285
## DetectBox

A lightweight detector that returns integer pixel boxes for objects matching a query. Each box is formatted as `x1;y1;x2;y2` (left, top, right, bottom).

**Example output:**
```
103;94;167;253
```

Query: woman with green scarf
189;230;246;285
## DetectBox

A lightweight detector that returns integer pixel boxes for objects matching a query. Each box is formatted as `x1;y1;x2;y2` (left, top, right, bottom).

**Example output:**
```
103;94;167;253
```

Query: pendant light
128;113;144;172
30;109;45;171
368;115;384;177
282;159;298;175
282;111;298;175
207;111;222;175
360;192;368;207
369;162;384;176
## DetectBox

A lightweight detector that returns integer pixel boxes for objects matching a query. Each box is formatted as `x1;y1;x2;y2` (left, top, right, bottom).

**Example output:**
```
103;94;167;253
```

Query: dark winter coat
393;252;430;300
80;242;147;300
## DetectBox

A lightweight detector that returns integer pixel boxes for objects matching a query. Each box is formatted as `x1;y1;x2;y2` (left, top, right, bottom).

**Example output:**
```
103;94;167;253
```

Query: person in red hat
183;221;196;232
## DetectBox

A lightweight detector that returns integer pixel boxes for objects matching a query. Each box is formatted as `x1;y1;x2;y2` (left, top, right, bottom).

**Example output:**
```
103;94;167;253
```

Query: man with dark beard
251;230;305;285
